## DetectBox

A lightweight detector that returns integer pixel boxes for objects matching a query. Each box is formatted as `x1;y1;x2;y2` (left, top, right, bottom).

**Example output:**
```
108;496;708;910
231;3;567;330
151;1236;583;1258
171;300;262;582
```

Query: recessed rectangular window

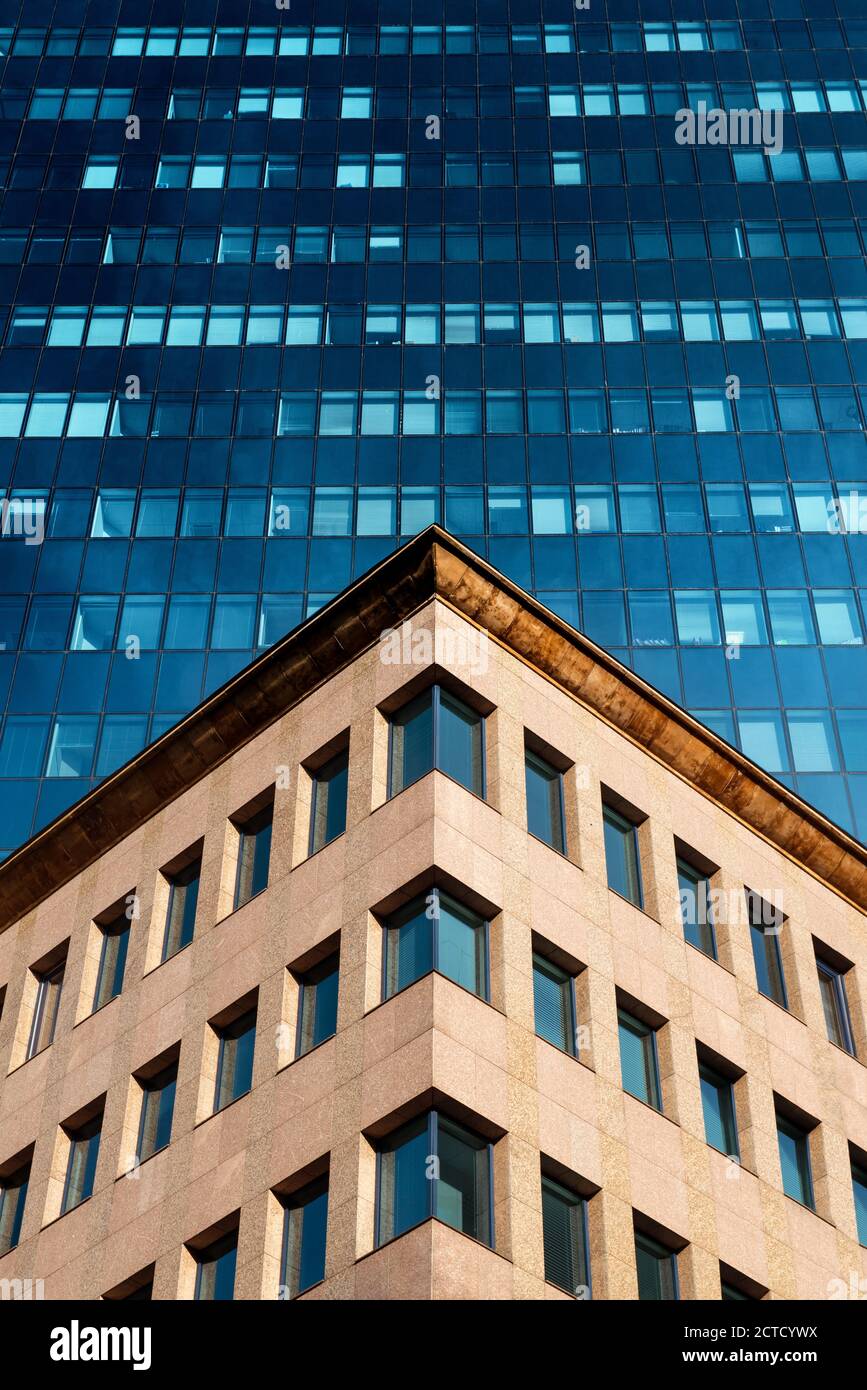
214;1009;256;1112
852;1161;867;1245
532;953;576;1055
27;959;65;1059
721;1279;752;1300
376;1111;492;1248
776;1111;814;1209
296;955;339;1058
603;804;643;906
699;1061;739;1157
234;804;272;908
677;857;716;958
280;1177;328;1298
61;1114;102;1215
525;749;565;852
618;1008;662;1110
383;888;488;1001
747;893;788;1008
194;1231;237;1300
162;857;200;960
0;1160;30;1254
136;1062;177;1163
309;749;348;854
388;685;484;798
816;956;856;1055
92;913;130;1011
541;1175;589;1295
634;1230;679;1300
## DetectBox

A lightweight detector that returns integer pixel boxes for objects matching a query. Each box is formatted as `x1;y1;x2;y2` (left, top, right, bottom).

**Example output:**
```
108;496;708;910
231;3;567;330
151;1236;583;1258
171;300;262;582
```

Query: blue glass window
136;1061;177;1163
280;1178;328;1298
296;955;339;1058
389;686;484;798
776;1112;815;1209
618;1008;662;1110
213;1009;256;1112
376;1112;492;1247
383;889;488;1002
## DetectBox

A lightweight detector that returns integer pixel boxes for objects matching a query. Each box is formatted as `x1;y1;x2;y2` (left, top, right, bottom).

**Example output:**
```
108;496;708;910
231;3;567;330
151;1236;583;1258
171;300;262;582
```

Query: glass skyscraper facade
1;0;867;855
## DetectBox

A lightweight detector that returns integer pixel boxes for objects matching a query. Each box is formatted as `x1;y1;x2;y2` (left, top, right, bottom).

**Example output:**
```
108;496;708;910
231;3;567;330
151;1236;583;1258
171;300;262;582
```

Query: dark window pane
438;690;483;795
93;915;130;1010
389;686;483;798
377;1114;430;1243
214;1009;256;1111
384;898;433;997
296;955;339;1056
389;689;434;794
542;1176;588;1295
194;1232;237;1300
0;1164;29;1254
137;1063;177;1162
817;960;855;1054
618;1009;661;1110
699;1063;739;1156
777;1114;814;1208
435;1115;490;1243
635;1231;678;1300
234;805;272;907
677;859;715;957
62;1116;102;1214
436;893;487;996
603;806;642;906
310;750;348;853
525;750;565;852
27;962;65;1058
853;1164;867;1245
533;954;575;1054
281;1178;328;1297
163;859;200;959
384;891;487;1000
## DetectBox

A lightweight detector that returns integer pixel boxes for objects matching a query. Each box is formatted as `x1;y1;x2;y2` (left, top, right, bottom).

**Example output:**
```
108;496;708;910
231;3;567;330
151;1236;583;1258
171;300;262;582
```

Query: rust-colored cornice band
1;526;865;931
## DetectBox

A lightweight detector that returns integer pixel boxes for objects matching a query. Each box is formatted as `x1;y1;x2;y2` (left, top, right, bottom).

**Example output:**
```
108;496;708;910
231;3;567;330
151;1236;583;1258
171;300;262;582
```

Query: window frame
381;887;491;1004
776;1112;815;1210
295;954;340;1059
233;802;273;909
532;951;577;1057
618;1007;662;1111
27;960;65;1059
387;683;486;800
92;913;131;1013
524;747;567;854
193;1230;238;1301
634;1229;680;1300
308;747;349;856
816;956;856;1056
541;1173;591;1297
60;1114;102;1216
698;1060;740;1158
676;856;716;959
161;857;201;961
0;1161;30;1255
374;1110;494;1250
279;1175;329;1299
213;1008;257;1113
603;803;644;908
135;1061;178;1165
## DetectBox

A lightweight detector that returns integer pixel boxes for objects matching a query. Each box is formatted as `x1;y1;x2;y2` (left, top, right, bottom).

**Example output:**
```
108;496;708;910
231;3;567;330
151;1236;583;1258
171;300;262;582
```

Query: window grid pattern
0;6;866;850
